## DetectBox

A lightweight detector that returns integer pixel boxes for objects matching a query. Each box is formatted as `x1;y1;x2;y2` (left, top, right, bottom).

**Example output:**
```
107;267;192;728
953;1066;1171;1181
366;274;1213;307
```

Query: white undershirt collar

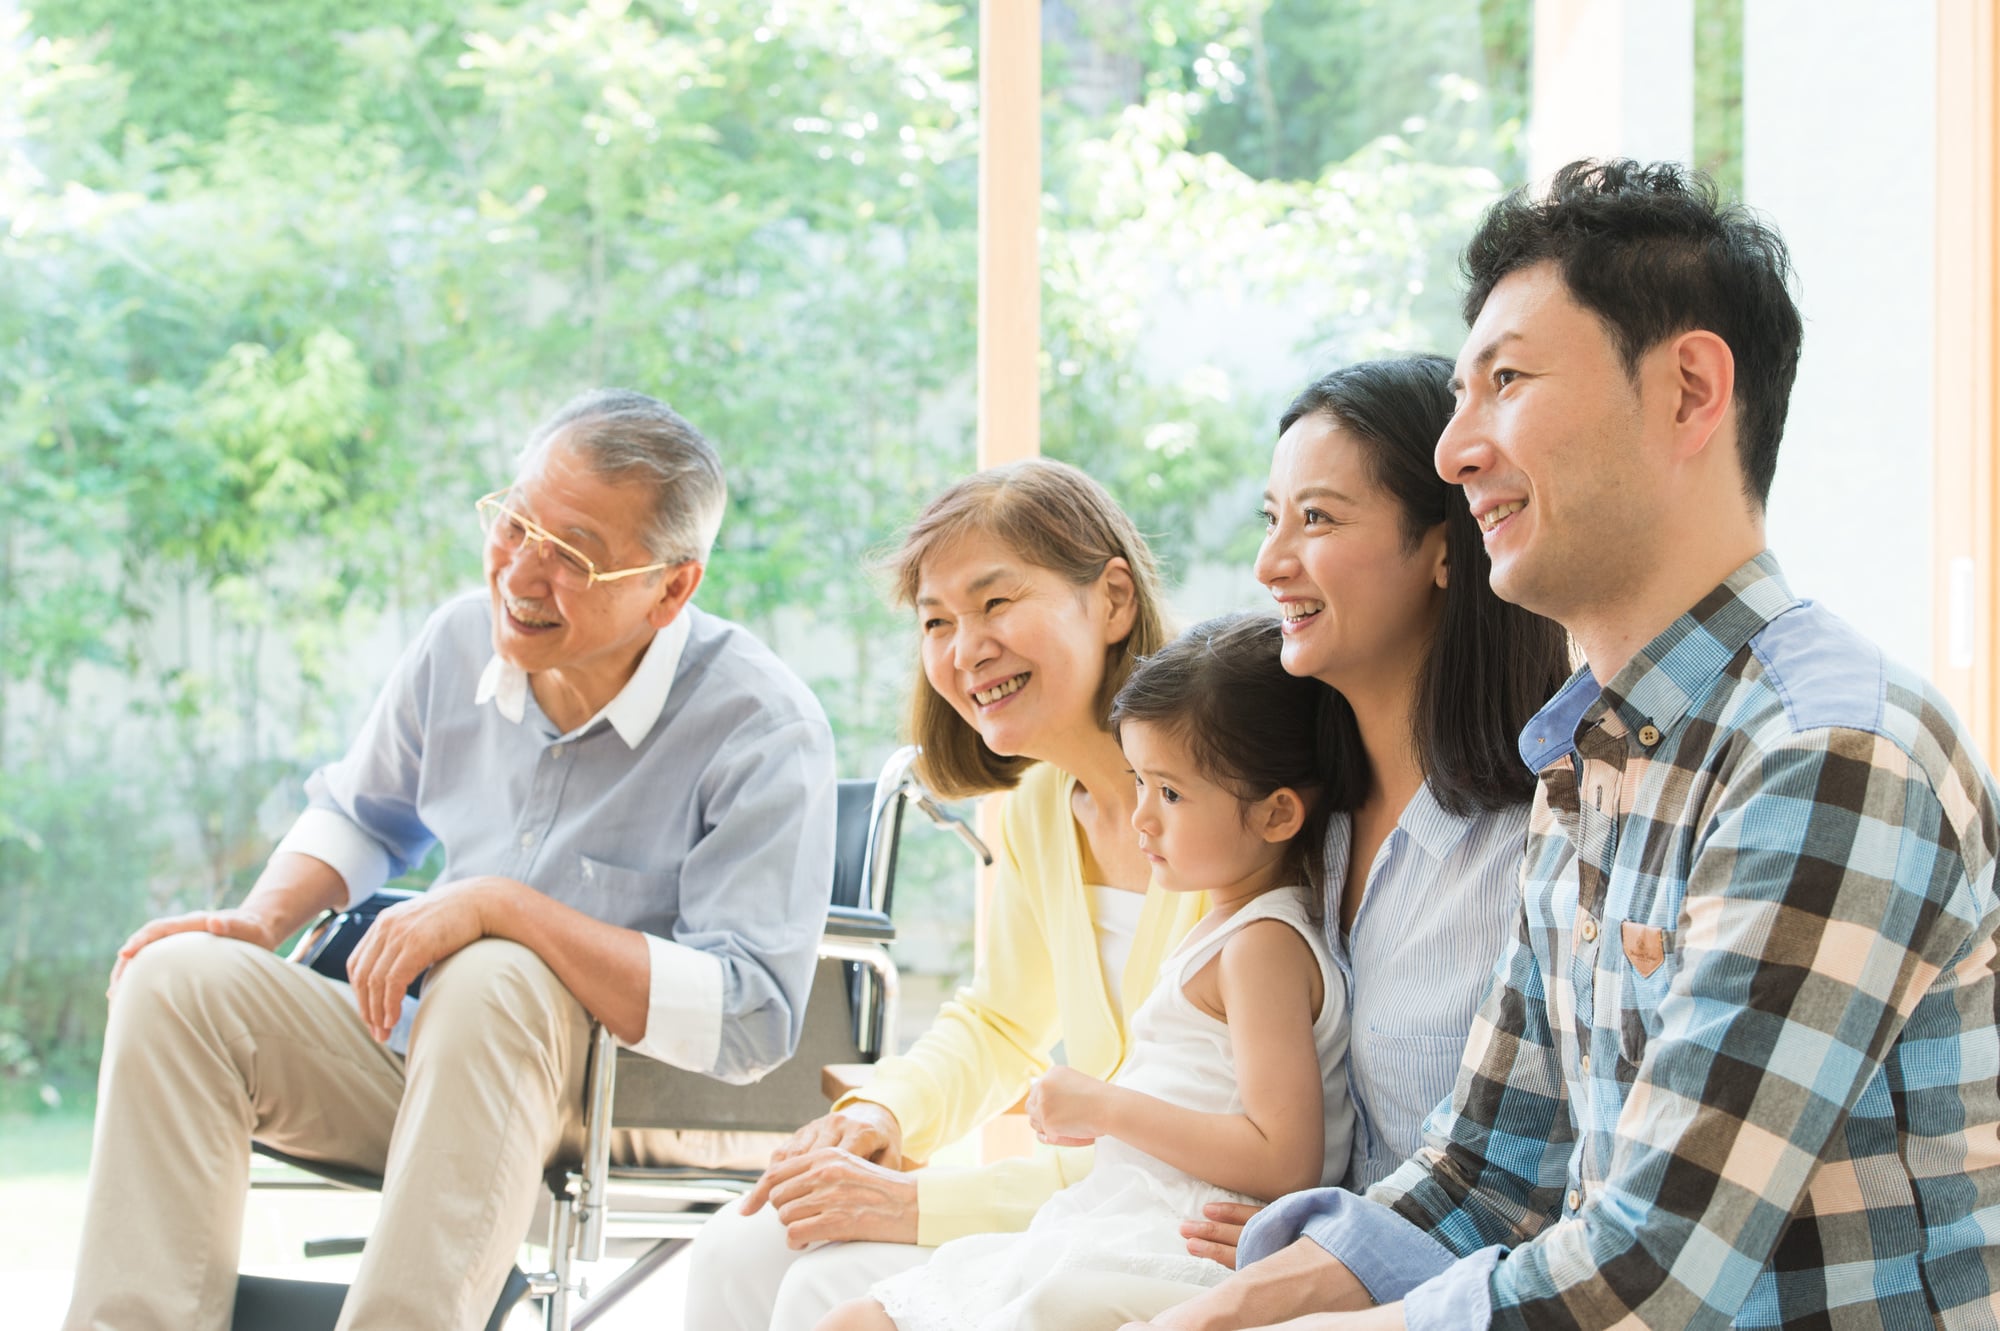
474;609;693;748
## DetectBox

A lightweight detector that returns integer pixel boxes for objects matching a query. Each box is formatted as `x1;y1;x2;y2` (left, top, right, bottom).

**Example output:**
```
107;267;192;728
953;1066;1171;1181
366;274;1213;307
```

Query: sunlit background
0;1;1985;1324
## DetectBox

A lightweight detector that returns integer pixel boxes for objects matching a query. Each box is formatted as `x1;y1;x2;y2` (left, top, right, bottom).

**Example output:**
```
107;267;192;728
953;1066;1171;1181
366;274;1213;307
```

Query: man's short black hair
1462;159;1804;506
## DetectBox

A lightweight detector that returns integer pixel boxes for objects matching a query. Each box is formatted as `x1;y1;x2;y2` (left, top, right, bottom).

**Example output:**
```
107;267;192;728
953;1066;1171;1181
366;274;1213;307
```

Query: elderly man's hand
347;878;512;1041
760;1147;920;1246
108;908;283;998
740;1102;906;1214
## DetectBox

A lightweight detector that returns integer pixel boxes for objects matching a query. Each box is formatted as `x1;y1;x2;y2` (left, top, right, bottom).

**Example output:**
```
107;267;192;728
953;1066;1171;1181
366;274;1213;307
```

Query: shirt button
519;832;535;849
550;744;565;759
1567;1189;1582;1211
1579;918;1599;943
1580;1053;1591;1075
1638;723;1662;746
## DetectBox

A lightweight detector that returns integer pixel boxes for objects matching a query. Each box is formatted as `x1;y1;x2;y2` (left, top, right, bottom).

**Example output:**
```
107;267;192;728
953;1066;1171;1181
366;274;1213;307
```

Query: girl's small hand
1027;1065;1115;1146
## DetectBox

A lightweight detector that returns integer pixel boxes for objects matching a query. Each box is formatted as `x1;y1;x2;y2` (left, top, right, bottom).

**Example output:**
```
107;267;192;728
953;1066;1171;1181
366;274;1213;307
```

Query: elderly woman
687;458;1205;1331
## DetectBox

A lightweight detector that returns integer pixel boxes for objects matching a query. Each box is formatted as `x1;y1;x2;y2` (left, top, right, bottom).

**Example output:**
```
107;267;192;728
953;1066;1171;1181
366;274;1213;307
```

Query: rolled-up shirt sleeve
1240;1187;1463;1305
645;713;837;1084
625;933;726;1072
273;807;395;909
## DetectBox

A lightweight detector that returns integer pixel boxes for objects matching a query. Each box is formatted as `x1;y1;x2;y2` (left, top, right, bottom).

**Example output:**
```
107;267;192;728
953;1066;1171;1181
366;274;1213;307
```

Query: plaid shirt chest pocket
1606;919;1680;1071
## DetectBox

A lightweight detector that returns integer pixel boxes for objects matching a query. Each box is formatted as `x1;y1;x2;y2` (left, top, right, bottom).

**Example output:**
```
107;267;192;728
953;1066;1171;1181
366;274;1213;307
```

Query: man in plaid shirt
1138;159;2000;1330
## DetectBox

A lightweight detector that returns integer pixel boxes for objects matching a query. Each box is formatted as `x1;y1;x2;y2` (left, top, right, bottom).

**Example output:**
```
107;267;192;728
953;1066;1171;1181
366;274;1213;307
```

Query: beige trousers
62;930;751;1331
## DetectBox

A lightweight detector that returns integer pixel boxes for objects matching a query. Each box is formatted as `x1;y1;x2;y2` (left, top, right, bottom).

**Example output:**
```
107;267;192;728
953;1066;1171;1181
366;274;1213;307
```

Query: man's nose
1434;409;1488;486
499;540;554;594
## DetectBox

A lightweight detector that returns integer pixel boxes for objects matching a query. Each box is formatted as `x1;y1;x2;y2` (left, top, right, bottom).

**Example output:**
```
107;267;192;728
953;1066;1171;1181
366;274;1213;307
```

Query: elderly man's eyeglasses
476;491;678;593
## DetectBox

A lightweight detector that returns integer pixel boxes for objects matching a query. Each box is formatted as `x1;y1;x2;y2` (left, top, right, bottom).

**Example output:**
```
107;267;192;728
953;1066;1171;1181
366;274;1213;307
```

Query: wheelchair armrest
824;904;894;942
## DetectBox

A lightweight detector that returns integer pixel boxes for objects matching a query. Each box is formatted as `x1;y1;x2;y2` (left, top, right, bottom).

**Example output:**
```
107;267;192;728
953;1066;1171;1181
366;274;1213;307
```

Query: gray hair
522;388;727;565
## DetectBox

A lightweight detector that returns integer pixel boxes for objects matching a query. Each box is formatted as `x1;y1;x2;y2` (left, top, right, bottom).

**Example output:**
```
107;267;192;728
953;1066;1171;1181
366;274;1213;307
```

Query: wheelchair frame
237;744;991;1331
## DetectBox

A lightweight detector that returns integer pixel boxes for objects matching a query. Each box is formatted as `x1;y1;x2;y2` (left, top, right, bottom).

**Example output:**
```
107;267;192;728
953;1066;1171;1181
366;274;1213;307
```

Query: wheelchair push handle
910;790;993;866
874;742;994;868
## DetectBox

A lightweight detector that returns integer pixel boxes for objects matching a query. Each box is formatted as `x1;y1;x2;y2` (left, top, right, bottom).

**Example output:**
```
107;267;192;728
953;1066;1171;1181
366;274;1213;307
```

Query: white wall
1531;0;1695;178
1529;0;1938;674
1744;0;1936;673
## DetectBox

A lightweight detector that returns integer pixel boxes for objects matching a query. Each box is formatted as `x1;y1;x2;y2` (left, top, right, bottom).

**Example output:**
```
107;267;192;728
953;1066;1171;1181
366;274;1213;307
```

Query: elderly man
64;389;837;1330
1139;161;2000;1330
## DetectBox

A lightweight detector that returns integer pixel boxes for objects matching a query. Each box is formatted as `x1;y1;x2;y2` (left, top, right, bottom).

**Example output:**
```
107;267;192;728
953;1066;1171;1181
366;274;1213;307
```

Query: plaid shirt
1239;553;2000;1328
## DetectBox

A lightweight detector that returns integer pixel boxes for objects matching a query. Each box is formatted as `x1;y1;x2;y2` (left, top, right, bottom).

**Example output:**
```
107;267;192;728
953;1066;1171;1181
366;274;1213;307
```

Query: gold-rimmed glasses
475;490;678;593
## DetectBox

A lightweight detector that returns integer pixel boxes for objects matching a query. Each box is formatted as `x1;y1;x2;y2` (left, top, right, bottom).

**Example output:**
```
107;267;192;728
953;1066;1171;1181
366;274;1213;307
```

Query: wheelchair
230;744;990;1331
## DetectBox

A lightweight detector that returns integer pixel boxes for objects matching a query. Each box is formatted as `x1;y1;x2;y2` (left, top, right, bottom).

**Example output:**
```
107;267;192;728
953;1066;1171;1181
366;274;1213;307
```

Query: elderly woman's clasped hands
739;1102;921;1248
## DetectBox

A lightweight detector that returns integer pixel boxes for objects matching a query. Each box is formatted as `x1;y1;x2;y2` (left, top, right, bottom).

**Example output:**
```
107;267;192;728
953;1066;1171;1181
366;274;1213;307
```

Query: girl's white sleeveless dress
872;886;1353;1331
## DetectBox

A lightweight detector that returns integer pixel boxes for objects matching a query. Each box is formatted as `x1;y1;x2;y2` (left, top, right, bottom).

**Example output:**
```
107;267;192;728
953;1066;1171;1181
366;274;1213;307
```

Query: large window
7;0;1980;1315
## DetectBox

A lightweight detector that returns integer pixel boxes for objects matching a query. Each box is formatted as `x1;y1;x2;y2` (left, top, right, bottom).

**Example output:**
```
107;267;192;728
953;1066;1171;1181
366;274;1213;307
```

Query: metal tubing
541;1197;575;1331
820;940;900;1060
574;1024;619;1263
569;1238;690;1330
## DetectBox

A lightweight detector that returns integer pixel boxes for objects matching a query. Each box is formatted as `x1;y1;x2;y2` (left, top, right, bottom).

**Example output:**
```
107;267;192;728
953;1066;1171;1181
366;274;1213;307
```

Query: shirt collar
1517;551;1800;771
474;609;694;748
1323;780;1484;881
1518;666;1600;770
1595;550;1799;739
1396;780;1480;862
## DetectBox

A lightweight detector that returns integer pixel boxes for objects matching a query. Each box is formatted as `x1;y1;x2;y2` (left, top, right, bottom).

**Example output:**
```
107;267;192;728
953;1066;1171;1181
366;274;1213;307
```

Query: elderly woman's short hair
524;388;727;564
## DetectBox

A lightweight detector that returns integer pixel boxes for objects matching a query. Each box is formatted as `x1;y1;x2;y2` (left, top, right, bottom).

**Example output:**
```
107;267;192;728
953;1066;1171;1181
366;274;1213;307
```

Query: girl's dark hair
1279;355;1572;816
1110;613;1338;917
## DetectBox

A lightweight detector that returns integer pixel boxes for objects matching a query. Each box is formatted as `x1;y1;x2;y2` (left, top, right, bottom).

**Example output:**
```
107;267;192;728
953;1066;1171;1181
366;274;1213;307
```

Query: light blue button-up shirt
274;592;837;1083
1328;783;1528;1183
1328;785;1529;1190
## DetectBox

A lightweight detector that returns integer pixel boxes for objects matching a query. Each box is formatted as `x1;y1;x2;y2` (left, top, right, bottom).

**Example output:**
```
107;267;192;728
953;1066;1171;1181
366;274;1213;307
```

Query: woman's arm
1029;918;1327;1201
835;798;1067;1162
741;778;1083;1241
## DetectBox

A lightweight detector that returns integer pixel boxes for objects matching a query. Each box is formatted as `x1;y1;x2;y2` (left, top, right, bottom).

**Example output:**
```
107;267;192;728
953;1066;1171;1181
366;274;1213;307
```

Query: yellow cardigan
836;760;1208;1246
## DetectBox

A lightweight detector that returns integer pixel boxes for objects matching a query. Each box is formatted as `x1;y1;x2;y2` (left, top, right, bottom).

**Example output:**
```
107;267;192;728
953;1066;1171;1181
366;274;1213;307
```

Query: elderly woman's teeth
973;674;1029;705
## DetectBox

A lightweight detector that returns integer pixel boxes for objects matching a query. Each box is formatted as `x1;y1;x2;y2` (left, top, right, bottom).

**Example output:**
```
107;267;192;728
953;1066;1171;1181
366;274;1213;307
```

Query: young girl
816;612;1353;1331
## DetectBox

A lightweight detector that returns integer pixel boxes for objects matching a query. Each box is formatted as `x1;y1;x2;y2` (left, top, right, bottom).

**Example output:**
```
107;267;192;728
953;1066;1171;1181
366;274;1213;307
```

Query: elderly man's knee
417;938;575;1038
115;932;270;1026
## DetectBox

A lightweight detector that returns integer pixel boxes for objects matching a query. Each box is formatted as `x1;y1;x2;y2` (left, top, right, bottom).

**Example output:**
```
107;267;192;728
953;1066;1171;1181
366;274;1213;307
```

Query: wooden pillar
976;0;1041;471
1934;0;1999;765
974;0;1042;1166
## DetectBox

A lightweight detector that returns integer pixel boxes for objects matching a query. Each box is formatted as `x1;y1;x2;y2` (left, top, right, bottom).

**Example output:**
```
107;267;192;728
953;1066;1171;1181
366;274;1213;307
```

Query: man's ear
1097;556;1139;644
647;562;704;629
1666;329;1736;465
1255;787;1308;844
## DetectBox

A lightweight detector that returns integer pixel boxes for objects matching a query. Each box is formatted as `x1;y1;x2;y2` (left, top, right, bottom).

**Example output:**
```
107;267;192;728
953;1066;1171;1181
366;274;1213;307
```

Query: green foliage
1123;0;1531;184
1;0;1525;1090
0;756;160;1084
1693;0;1745;200
28;0;464;141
